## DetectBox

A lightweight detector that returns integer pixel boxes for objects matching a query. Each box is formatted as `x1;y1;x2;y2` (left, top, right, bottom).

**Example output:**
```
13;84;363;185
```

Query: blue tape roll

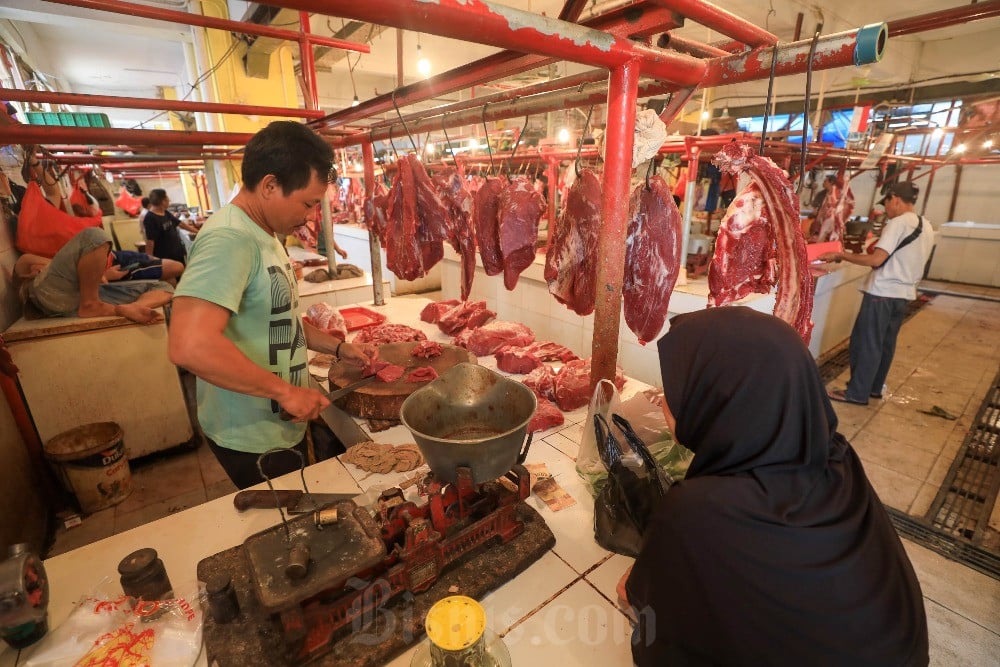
854;23;887;66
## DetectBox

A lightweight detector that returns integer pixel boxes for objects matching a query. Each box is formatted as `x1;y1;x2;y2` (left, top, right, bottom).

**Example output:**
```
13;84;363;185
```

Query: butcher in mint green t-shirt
167;121;371;489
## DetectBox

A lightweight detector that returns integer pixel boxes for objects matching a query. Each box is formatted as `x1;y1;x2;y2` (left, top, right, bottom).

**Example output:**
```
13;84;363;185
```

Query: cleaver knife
310;376;373;448
233;489;356;513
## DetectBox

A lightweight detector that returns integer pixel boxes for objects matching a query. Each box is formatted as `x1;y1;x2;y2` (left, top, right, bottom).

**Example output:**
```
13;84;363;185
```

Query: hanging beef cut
624;175;683;345
433;169;477;301
363;179;390;245
545;168;602;315
811;179;854;243
498;176;546;290
710;143;814;342
384;155;449;281
473;176;508;276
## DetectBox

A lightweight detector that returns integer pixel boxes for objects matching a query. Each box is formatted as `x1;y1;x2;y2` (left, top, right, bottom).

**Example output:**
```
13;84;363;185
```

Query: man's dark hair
824;174;837;184
148;189;168;206
141;197;150;208
242;121;333;194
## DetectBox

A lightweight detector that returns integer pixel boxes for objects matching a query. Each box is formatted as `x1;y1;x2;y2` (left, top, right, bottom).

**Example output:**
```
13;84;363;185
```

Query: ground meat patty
353;323;427;346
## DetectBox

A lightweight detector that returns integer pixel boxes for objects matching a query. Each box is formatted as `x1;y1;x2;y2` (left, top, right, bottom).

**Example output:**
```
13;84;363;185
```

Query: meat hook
386;125;399;163
504;115;530;176
575;106;595;177
759;44;779;156
441;115;458;167
482;103;495;176
391;89;418;154
798;23;824;193
644;156;657;191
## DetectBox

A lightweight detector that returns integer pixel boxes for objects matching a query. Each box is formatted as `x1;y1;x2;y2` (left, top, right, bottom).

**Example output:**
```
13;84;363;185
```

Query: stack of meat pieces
453;321;535;356
475;175;545;290
304;303;347;340
411;340;443;358
545;168;682;344
812;179;855;243
709;143;814;343
430;300;496;335
384;154;449;280
528;397;565;433
523;358;626;412
352;323;426;346
362;347;438;384
494;341;578;374
432;169;477;300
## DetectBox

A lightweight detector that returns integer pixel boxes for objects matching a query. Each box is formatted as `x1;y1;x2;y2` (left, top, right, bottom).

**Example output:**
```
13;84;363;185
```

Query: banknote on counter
524;463;577;512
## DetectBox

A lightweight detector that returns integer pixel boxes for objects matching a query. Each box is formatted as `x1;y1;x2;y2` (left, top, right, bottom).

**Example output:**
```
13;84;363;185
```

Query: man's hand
276;384;330;422
817;251;842;263
338;342;373;369
104;264;129;282
337;247;348;260
616;565;636;621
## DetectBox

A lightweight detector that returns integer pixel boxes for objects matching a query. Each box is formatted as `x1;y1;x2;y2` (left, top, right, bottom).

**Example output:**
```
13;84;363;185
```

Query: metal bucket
44;422;133;513
400;363;537;484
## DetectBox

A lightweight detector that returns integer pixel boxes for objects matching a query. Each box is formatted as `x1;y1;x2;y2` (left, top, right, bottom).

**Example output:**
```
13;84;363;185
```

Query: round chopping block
328;341;477;420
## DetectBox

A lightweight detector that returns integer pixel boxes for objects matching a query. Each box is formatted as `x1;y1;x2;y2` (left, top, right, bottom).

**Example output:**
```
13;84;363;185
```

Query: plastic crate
24;111;111;128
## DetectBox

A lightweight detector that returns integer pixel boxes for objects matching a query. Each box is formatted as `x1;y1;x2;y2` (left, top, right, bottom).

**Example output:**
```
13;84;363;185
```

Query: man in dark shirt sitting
142;188;197;264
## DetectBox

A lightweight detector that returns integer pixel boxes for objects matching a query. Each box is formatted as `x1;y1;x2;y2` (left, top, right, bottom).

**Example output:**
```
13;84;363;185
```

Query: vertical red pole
546;157;557;248
299;12;318;110
200;173;212;211
192;172;204;212
590;60;639;389
362;141;386;306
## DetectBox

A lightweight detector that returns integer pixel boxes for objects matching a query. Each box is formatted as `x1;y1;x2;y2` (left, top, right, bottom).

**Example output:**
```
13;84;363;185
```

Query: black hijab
626;307;928;667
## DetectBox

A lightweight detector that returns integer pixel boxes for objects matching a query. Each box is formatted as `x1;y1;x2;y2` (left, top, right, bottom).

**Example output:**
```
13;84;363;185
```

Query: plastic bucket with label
44;422;133;513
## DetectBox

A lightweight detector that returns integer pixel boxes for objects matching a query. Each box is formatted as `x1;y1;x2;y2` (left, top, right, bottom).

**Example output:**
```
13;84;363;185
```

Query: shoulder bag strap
874;216;923;269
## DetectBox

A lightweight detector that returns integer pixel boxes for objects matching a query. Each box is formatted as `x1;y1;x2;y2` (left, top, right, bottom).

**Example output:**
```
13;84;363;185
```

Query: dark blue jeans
845;292;909;403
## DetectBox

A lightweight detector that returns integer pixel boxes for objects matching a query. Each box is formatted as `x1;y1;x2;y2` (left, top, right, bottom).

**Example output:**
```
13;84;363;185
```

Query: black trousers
845;292;909;403
207;421;345;490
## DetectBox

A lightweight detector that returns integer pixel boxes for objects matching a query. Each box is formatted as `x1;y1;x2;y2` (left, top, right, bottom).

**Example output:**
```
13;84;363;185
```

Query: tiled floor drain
886;368;1000;581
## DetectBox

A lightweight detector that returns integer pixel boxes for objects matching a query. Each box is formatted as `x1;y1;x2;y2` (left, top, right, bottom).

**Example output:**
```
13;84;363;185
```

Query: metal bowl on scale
400;363;537;484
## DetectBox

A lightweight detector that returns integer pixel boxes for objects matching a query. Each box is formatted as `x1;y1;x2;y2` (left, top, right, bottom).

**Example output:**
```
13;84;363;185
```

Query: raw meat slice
465;321;535;356
362;348;389;377
409;156;450;272
404;366;439;383
438;300;496;335
375;364;406;383
524;341;579;363
420;299;460;323
433;169;477;300
452;328;475;350
528;397;565;433
304;303;347;340
384;155;449;281
545;168;602;315
352;323;427;346
498;176;546;290
411;340;443;358
474;177;507;276
711;144;814;342
624;175;683;344
495;347;542;374
363;179;390;245
523;366;556;401
552;358;626;411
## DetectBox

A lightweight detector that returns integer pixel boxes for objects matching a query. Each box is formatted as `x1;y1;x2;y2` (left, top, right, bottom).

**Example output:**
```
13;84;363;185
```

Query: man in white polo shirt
819;181;935;406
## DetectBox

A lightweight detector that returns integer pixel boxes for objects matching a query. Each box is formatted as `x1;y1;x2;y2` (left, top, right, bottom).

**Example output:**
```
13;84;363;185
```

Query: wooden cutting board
327;341;477;420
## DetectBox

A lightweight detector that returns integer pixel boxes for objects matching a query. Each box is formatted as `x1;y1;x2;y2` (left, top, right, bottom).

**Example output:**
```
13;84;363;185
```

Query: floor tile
479;551;579;635
850;432;937;484
113;487;208;534
114;450;204;515
861;460;923;512
909;482;940;518
205;478;238;502
862;409;956;455
46;507;116;558
925;598;1000;666
584;554;633;607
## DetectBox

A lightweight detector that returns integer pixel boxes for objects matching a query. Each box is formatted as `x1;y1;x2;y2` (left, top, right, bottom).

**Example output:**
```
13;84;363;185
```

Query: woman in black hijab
623;307;928;666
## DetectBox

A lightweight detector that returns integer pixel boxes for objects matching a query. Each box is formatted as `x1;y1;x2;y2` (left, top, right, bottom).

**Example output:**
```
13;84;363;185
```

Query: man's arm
817;247;888;268
302;319;371;367
169;296;329;422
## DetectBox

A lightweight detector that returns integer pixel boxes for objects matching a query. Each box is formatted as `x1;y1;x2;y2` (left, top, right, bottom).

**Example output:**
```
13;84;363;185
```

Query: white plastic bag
616;392;693;481
576;379;621;494
24;579;202;667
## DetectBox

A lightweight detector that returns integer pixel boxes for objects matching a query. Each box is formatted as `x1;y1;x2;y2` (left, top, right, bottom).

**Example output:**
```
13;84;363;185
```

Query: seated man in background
110;248;184;285
14;227;173;324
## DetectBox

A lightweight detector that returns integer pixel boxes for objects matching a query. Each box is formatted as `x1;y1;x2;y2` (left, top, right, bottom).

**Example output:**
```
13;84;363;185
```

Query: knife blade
309;376;373;448
233;489;357;513
326;375;377;401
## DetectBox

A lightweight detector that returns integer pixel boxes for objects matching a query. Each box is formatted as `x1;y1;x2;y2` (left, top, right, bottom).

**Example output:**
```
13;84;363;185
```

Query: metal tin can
117;548;173;601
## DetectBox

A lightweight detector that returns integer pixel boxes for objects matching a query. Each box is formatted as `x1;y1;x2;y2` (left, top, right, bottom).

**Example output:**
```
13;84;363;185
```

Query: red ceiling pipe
309;2;683;131
558;0;591;22
0;124;253;147
99;161;207;169
888;0;1000;37
658;33;731;58
299;12;319;110
330;25;885;148
48;154;238;163
651;0;778;47
361;141;386;306
257;0;706;84
590;59;640;389
43;0;370;52
0;87;325;119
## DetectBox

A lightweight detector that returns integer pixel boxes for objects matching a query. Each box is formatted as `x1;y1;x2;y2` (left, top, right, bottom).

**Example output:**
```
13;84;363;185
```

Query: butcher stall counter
441;247;869;386
10;297;644;667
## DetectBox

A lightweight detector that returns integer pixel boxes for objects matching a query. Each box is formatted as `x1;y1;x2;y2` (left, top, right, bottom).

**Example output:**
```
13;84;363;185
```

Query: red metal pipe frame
299;12;319;110
43;0;370;52
0;86;326;119
590;60;639;388
652;0;777;47
658;33;731;58
259;0;707;86
312;2;679;132
0;124;253;147
888;1;1000;37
